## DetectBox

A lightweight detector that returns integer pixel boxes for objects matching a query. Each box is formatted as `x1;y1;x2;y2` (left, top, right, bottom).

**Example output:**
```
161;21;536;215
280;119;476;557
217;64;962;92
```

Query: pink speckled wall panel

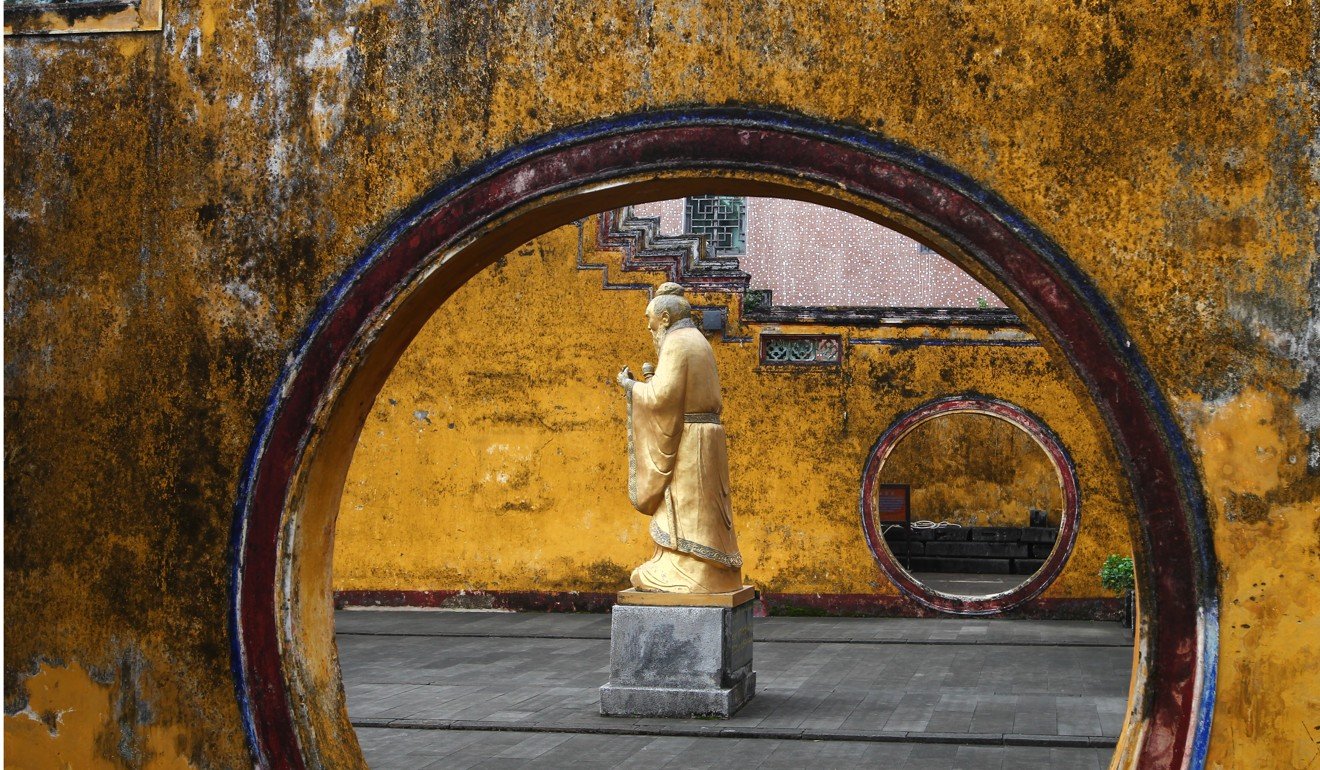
631;197;1005;308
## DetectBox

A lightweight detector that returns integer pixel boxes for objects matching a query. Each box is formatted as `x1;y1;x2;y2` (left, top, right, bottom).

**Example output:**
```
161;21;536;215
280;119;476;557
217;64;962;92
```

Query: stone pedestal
599;586;756;718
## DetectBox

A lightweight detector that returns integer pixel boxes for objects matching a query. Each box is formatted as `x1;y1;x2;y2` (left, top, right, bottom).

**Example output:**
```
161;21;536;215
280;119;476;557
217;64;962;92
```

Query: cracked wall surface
4;0;1316;766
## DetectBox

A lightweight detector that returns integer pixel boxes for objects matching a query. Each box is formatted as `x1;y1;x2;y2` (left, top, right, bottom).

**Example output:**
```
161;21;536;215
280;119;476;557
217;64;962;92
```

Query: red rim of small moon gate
860;395;1082;615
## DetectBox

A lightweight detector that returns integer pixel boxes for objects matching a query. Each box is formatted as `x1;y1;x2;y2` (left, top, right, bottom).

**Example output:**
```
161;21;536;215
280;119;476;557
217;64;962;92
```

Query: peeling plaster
3;0;1314;765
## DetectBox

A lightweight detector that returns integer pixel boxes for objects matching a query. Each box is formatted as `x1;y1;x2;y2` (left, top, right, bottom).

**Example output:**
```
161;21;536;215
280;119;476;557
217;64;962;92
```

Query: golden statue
616;283;743;593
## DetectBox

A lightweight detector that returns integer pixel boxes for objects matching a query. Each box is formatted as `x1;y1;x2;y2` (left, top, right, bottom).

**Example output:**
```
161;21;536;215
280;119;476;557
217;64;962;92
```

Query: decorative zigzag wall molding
589;205;1024;329
595;206;751;291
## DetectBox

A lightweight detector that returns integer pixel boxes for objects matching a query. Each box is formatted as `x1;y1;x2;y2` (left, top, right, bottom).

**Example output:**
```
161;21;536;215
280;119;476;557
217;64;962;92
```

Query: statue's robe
626;320;742;590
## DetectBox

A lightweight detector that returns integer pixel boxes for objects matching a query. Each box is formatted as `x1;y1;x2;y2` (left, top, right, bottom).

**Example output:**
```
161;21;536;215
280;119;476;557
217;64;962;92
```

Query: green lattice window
685;196;747;256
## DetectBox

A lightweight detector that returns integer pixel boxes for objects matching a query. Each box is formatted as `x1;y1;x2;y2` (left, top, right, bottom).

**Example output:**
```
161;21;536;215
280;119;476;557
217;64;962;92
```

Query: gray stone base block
600;672;756;718
599;595;756;718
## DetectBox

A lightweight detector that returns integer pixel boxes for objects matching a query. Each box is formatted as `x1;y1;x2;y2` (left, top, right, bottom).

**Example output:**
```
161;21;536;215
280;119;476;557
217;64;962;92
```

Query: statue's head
646;282;691;349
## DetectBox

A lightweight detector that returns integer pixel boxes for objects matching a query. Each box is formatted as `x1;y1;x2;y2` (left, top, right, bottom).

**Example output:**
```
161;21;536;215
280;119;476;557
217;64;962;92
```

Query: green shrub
1099;555;1135;594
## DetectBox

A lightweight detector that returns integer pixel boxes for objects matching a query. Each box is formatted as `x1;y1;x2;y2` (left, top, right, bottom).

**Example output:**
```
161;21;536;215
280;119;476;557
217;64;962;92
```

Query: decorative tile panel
760;334;843;366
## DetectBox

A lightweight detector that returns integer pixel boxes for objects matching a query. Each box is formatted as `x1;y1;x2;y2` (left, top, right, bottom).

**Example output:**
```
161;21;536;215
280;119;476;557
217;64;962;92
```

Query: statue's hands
641;363;655;380
616;366;634;388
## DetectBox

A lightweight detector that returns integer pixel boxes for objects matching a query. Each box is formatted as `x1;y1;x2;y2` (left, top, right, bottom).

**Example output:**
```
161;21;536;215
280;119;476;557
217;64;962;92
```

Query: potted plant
1100;554;1136;629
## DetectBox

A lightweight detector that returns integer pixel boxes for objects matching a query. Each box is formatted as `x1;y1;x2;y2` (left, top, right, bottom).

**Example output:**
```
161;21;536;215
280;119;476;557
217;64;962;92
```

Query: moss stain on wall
4;0;1314;765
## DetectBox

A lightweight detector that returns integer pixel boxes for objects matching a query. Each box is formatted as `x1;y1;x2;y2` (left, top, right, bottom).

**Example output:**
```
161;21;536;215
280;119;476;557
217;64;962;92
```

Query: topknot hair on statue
648;282;692;321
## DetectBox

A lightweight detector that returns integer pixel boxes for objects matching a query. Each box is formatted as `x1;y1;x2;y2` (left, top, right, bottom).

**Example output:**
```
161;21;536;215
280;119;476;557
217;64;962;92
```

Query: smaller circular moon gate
860;395;1081;615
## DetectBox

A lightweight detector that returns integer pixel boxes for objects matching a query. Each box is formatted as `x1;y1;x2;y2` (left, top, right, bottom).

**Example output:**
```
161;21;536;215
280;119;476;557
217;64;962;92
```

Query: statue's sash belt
683;412;721;425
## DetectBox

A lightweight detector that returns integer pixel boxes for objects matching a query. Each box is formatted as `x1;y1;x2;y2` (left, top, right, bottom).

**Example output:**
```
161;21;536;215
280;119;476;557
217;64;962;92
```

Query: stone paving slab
336;608;1132;646
356;727;1116;769
339;610;1130;768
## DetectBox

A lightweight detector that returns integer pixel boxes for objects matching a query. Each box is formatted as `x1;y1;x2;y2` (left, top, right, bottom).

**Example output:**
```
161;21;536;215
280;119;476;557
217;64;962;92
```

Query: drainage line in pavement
335;631;1130;648
350;719;1118;749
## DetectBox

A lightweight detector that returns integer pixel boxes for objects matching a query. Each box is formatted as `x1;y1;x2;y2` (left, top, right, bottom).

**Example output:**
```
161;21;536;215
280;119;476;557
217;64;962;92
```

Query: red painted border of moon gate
231;109;1215;769
860;395;1082;615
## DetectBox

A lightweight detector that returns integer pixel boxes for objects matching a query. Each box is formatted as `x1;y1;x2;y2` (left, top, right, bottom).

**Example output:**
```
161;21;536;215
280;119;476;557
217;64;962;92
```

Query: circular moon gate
230;109;1216;769
861;395;1082;615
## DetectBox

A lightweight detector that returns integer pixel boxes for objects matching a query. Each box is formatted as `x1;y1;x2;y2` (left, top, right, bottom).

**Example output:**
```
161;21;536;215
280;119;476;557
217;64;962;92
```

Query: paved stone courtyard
339;610;1132;769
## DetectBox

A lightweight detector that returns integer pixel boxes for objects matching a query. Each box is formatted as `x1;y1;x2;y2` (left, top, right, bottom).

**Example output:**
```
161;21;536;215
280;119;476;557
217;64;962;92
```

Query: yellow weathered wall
333;219;1130;598
5;0;1314;766
880;413;1063;528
